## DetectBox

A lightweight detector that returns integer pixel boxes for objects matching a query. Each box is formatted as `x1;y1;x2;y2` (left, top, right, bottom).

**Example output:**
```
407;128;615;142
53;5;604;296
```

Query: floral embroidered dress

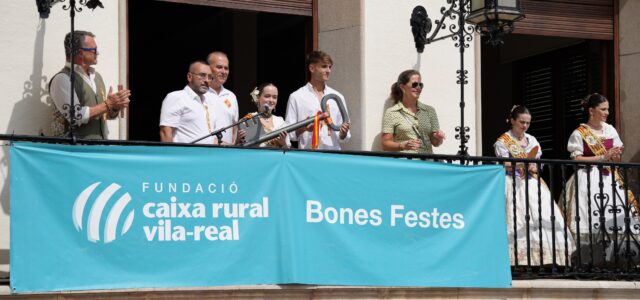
563;123;640;252
495;130;575;266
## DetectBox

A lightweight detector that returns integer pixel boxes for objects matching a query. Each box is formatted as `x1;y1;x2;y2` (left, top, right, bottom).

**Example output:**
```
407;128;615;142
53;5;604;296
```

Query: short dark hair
189;60;209;73
64;30;94;60
305;51;333;69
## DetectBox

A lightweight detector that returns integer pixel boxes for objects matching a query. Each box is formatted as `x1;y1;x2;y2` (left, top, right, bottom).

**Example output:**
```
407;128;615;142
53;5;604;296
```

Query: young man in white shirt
285;51;351;150
159;61;217;144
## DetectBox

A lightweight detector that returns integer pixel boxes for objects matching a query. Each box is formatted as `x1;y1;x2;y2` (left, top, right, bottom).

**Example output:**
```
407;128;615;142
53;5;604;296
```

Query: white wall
0;0;123;274
319;0;478;154
363;0;477;154
318;0;365;151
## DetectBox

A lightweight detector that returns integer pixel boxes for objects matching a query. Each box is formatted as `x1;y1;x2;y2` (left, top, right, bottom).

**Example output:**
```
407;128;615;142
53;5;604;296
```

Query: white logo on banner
72;182;135;243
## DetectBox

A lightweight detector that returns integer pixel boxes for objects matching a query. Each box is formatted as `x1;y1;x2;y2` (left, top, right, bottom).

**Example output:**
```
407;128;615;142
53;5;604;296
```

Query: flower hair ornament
250;87;260;105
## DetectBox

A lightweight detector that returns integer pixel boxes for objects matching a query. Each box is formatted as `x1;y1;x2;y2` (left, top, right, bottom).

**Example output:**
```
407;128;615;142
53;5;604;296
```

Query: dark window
127;1;312;141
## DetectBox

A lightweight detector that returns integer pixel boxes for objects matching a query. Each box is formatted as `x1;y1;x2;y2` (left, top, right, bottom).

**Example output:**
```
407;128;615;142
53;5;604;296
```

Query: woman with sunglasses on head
495;105;574;266
563;93;639;259
246;83;289;148
381;70;445;154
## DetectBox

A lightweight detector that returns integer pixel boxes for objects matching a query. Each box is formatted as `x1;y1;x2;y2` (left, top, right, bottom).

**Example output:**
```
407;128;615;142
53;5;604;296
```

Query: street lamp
466;0;525;46
36;0;104;142
411;0;524;156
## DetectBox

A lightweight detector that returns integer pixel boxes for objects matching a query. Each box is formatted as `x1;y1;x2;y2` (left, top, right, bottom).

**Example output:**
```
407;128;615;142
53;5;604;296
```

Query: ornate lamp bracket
410;6;432;53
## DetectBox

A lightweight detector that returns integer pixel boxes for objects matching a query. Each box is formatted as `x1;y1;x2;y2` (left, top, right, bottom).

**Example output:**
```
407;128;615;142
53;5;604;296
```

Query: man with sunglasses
49;30;131;139
160;61;218;144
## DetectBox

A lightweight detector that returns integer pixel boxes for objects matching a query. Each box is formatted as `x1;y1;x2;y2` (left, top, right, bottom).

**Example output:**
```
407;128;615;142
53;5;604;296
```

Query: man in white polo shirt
159;61;217;144
206;51;242;145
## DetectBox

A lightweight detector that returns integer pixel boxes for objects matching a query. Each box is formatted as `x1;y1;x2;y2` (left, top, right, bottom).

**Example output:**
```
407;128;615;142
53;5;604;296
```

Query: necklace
587;122;604;133
259;116;273;129
510;130;525;141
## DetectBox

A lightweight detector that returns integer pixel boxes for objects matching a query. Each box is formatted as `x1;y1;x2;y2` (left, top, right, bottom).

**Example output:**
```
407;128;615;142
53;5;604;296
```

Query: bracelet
600;154;605;161
399;142;405;151
104;101;111;112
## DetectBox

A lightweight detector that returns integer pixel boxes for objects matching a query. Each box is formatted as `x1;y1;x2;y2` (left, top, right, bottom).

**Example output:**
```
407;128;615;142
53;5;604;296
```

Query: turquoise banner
10;142;509;292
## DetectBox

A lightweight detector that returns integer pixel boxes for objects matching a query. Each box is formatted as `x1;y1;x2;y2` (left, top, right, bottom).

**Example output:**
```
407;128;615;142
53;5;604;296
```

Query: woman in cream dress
563;93;639;263
248;83;290;148
495;105;574;266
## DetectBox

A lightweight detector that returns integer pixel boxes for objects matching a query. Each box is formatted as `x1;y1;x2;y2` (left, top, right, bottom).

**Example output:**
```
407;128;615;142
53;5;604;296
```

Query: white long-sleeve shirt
285;83;350;150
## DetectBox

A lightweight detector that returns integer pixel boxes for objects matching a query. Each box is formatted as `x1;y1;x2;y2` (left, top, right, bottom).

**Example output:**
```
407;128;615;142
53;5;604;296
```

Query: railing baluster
524;161;532;272
560;164;570;274
549;163;558;273
585;165;594;269
623;167;632;272
537;161;544;273
512;161;519;269
575;164;583;269
597;165;607;270
611;165;620;269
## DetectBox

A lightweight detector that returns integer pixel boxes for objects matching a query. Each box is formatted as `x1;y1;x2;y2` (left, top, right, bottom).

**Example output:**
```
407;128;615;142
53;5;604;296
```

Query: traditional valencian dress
495;131;575;266
563;123;640;254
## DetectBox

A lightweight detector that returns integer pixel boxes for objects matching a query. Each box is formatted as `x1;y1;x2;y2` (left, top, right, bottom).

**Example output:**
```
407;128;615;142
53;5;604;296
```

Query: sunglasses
80;47;98;54
410;82;424;89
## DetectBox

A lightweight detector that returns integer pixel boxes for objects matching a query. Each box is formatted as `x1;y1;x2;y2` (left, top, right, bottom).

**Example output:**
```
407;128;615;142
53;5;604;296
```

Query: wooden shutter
516;42;607;159
561;53;589;142
155;0;312;16
515;0;613;40
522;66;555;154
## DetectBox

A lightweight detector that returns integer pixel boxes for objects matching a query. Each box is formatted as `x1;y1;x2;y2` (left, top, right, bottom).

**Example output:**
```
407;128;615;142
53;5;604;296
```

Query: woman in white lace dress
495;105;574;266
563;93;639;263
248;83;290;148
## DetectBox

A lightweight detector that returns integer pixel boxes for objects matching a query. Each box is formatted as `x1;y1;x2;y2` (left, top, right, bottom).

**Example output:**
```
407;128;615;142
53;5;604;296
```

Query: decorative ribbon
497;133;539;177
311;111;322;149
498;133;527;159
577;125;607;156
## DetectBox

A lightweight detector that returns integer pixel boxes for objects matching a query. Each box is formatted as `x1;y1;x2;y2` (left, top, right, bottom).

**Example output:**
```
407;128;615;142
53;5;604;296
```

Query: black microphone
261;105;272;116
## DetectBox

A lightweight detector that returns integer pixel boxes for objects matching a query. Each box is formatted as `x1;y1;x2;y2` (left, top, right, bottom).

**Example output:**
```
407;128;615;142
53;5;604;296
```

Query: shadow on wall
370;97;396;151
413;52;421;71
1;19;55;216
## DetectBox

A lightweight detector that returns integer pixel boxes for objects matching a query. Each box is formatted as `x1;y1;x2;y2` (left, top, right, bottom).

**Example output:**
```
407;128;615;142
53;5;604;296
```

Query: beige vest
49;66;107;139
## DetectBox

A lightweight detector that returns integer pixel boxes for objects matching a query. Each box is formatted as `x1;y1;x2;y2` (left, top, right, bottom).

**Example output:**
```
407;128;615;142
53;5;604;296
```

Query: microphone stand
190;108;270;144
243;112;329;147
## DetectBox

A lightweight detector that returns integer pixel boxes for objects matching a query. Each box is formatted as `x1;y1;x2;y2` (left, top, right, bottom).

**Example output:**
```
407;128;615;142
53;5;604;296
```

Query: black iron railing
1;134;640;280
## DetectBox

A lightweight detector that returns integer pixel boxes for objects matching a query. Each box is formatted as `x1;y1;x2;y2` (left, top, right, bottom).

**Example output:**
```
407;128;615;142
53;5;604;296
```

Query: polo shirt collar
390;101;427;113
209;85;230;97
184;85;202;101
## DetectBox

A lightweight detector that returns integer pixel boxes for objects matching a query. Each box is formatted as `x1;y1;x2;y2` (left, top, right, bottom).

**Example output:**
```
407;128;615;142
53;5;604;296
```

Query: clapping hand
606;146;623;162
106;86;131;111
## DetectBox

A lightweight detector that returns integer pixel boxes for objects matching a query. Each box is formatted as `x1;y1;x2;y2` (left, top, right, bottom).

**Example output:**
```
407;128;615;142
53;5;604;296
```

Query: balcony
1;136;640;298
